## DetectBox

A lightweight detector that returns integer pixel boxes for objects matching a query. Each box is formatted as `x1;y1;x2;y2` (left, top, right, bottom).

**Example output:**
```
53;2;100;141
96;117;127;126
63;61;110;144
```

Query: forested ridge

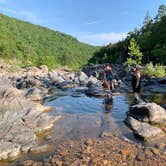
88;5;166;66
0;13;98;70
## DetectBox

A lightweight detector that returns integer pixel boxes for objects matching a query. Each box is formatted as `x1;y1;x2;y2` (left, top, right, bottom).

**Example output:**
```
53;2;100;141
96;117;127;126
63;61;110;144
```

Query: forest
88;5;166;66
0;13;98;70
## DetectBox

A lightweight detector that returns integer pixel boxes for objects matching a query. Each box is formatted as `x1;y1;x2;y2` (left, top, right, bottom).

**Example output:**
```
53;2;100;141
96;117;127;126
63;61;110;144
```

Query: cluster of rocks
15;136;166;166
0;65;119;161
0;63;165;162
0;79;62;160
6;65;123;100
125;102;166;140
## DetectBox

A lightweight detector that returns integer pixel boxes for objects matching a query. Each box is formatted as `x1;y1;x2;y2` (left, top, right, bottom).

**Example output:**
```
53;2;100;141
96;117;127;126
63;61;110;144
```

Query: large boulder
24;87;47;101
85;84;107;97
128;102;166;125
75;71;88;85
0;80;61;160
126;116;165;140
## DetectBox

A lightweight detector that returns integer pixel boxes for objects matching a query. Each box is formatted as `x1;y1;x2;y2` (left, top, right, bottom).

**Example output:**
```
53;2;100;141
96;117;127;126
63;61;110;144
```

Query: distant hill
0;13;99;70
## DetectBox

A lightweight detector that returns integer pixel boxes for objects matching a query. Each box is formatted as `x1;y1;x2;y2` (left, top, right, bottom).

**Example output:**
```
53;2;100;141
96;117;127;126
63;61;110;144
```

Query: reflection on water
103;93;113;112
45;88;166;142
45;89;133;141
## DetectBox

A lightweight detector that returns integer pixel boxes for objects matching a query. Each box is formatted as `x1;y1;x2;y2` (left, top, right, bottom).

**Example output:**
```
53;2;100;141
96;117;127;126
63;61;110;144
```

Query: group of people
102;63;141;100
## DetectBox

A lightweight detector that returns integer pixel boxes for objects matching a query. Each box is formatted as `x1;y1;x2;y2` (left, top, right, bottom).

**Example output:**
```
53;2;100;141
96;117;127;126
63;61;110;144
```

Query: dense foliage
0;13;98;70
88;5;166;66
142;62;165;77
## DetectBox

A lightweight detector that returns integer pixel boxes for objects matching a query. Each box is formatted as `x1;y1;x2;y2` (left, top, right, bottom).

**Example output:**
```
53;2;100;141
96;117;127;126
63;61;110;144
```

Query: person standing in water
103;64;114;92
132;66;141;100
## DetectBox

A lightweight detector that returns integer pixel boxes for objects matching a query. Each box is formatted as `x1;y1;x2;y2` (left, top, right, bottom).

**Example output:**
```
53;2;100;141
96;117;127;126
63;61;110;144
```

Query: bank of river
4;88;165;166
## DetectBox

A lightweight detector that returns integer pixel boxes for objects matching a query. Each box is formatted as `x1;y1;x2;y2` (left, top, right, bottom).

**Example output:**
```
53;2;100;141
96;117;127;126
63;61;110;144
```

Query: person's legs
106;80;111;91
134;92;139;100
111;81;114;91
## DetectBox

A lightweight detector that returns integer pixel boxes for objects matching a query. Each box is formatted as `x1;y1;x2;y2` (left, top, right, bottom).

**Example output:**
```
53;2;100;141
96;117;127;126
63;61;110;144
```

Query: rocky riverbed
0;64;165;165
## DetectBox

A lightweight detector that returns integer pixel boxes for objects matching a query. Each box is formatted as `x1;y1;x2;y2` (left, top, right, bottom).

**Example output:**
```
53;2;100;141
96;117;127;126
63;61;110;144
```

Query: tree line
88;4;166;66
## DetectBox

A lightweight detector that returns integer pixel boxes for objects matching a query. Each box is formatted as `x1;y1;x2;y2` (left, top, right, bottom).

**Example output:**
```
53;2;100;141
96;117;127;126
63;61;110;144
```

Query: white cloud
79;32;127;46
85;20;99;25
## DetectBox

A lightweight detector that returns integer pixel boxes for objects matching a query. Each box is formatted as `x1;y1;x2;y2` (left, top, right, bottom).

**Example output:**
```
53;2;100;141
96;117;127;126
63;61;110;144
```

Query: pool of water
44;88;138;142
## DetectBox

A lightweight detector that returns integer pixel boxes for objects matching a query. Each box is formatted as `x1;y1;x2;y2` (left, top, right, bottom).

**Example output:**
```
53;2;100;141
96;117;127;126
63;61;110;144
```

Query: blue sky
0;0;165;46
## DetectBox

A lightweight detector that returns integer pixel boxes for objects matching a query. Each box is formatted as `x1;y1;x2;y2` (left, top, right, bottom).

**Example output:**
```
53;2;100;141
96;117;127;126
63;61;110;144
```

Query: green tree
142;11;152;32
155;4;166;22
125;38;143;66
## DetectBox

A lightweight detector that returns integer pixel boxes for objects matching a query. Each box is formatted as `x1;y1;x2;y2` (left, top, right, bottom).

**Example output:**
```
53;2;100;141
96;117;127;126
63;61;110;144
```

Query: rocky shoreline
0;64;165;165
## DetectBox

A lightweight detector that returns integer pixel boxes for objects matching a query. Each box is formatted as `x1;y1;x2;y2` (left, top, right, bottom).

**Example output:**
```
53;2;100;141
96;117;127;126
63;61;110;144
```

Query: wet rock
0;80;61;160
51;158;62;166
23;160;34;166
32;161;43;166
85;85;106;97
150;147;160;155
30;144;52;153
75;71;88;85
157;78;166;84
144;148;153;158
129;102;166;125
136;151;144;161
87;75;98;85
84;139;93;146
24;87;46;101
126;116;165;140
100;131;112;138
143;84;166;93
56;81;75;89
155;142;165;149
0;141;21;160
120;149;129;161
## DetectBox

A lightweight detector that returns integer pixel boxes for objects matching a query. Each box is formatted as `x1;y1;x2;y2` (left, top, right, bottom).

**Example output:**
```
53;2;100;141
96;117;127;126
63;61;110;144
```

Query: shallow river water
2;87;166;165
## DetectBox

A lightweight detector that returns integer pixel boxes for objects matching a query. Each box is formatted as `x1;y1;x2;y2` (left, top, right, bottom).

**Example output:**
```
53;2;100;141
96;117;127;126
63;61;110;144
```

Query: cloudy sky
0;0;165;45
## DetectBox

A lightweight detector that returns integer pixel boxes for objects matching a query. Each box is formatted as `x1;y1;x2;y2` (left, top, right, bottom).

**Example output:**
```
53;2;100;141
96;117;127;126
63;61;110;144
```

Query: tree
142;11;152;32
125;38;143;66
155;4;166;22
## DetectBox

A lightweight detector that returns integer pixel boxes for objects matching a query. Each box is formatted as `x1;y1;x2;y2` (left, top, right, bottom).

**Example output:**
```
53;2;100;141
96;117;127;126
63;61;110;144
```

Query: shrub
142;62;165;77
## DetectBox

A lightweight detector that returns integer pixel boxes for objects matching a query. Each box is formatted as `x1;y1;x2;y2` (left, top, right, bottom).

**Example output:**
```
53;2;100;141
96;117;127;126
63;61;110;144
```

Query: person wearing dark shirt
132;67;141;100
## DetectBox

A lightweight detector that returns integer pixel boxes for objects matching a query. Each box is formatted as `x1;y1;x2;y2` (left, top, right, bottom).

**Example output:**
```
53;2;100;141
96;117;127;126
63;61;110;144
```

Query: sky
0;0;166;46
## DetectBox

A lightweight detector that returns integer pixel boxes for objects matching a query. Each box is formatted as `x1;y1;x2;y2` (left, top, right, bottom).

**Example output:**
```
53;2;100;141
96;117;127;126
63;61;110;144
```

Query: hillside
0;13;98;70
88;5;166;66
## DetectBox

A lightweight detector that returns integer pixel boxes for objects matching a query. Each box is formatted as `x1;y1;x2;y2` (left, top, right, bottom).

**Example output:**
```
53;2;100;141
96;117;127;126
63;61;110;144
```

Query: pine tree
125;38;143;66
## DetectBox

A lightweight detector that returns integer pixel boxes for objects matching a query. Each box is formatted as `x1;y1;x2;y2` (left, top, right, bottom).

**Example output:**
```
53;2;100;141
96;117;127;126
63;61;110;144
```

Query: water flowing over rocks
0;80;61;160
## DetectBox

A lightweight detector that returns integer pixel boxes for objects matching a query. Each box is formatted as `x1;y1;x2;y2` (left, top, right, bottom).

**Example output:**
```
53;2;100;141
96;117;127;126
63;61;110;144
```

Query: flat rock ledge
0;80;61;160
